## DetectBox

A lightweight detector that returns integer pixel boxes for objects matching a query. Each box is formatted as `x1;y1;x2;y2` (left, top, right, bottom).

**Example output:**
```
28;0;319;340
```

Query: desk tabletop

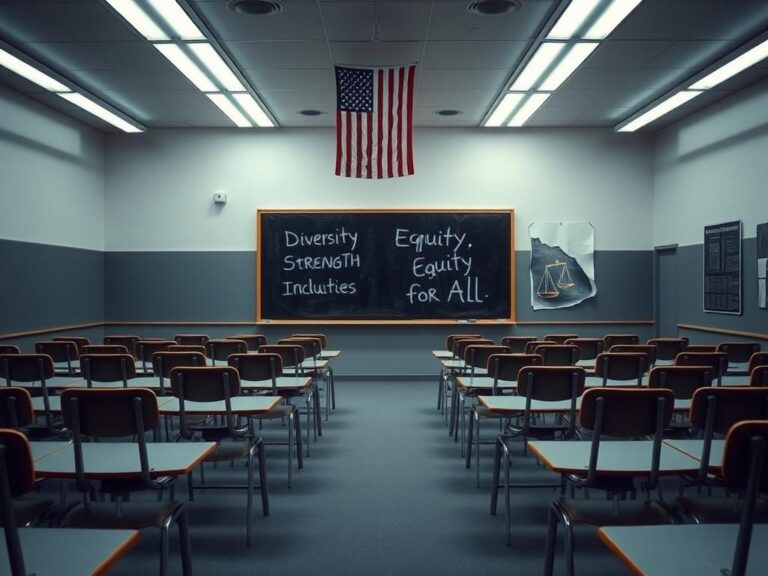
663;438;725;471
598;524;768;575
33;441;215;479
0;527;140;576
319;350;341;359
240;376;312;391
475;394;691;413
585;373;748;388
432;350;454;359
455;375;514;391
527;440;700;477
159;395;282;415
29;440;71;462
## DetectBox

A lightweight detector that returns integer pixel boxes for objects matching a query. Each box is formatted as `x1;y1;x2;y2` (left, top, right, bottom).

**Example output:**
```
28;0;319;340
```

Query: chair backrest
445;334;482;352
523;340;555;354
259;344;305;368
174;334;210;346
647;338;687;361
486;353;543;391
0;429;36;497
454;338;494;360
751;366;768;387
278;337;322;360
61;387;159;437
0;387;34;429
716;342;761;364
564;338;603;361
675;351;728;379
151;351;207;378
34;340;79;363
603;333;640;349
611;344;657;366
517;366;585;401
103;335;140;357
82;344;130;355
0;345;21;355
647;365;714;399
690;387;768;435
463;345;510;370
580;387;674;437
749;352;768;374
207;339;248;364
168;344;208;356
543;334;578;344
684;344;717;353
594;352;649;384
228;334;268;351
499;336;537;353
228;353;283;388
80;353;137;384
135;340;175;363
170;365;242;402
53;336;90;354
292;333;328;349
534;344;579;366
0;353;55;383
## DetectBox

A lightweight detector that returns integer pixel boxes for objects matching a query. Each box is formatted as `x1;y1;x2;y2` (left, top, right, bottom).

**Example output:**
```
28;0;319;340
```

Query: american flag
335;65;416;179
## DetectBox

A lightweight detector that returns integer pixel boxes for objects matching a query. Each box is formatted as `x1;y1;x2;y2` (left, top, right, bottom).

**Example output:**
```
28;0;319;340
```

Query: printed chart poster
704;221;741;314
530;222;596;310
758;222;767;309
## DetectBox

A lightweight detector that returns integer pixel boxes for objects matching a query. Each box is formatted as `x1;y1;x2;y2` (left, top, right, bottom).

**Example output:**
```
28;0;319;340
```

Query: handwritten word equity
394;227;466;253
284;228;358;251
412;255;472;279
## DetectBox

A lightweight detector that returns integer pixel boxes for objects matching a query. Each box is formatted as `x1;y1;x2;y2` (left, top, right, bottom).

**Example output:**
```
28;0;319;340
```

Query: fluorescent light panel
0;48;70;92
511;43;567;91
148;0;205;40
189;44;245;91
232;93;274;127
483;93;526;127
207;93;252;128
59;92;143;132
539;42;598;91
547;0;601;40
104;0;169;41
585;0;642;39
508;93;551;127
690;38;768;90
618;90;702;132
154;43;217;91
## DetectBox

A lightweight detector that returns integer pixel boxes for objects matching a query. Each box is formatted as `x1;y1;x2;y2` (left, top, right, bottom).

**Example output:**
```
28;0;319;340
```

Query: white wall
0;85;106;250
104;127;654;252
653;77;768;246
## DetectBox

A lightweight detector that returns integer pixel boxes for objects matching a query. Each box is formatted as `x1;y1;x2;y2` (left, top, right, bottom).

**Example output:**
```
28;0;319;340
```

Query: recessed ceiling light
510;42;566;91
467;0;521;16
208;93;252;128
507;93;550;127
483;92;525;127
690;38;768;90
617;90;702;132
0;47;70;92
227;0;283;15
58;92;143;133
298;109;325;116
435;110;463;116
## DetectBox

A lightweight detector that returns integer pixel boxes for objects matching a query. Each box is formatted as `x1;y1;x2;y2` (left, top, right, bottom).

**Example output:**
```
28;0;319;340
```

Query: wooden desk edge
662;440;723;473
477;396;524;414
92;530;142;576
596;528;644;576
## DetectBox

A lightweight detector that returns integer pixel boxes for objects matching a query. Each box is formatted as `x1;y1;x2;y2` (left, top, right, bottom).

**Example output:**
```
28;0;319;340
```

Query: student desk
432;350;453;359
1;527;140;576
598;524;768;575
158;395;282;416
663;438;725;473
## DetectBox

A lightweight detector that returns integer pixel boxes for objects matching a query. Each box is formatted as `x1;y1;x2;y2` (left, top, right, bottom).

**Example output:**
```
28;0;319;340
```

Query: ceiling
1;0;767;131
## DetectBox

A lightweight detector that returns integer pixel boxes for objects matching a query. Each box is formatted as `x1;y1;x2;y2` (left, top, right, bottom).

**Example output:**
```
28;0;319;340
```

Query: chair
543;334;578;344
207;339;247;366
229;353;303;485
500;336;537;353
454;338;494;363
749;352;768;374
103;335;141;358
445;334;482;356
136;340;176;374
292;333;328;349
685;344;717;353
675;351;728;386
280;337;334;420
53;336;90;354
0;354;58;436
751;365;768;387
524;340;556;354
81;344;130;355
228;334;268;351
603;333;640;349
59;388;192;575
0;345;20;355
151;351;207;395
0;387;35;431
611;344;657;367
543;388;676;576
174;334;209;347
647;338;687;363
648;365;715;399
169;366;268;547
717;342;762;374
168;344;208;356
594;352;649;387
80;353;137;388
533;344;580;366
564;338;603;363
34;340;79;375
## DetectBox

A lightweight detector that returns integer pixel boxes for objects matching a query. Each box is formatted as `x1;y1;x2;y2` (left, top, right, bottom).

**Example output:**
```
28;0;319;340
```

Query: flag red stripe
406;65;415;175
377;69;384;179
396;66;404;177
366;110;373;178
345;112;352;177
335;110;342;175
355;112;362;178
387;68;394;178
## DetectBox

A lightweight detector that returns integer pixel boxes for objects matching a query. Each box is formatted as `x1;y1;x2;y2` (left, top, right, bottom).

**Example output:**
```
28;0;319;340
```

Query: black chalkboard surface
257;210;514;322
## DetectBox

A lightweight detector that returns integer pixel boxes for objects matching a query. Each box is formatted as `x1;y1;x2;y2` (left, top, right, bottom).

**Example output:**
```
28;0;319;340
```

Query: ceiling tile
330;41;423;67
422;40;528;69
229;40;333;69
192;0;324;41
429;0;555;41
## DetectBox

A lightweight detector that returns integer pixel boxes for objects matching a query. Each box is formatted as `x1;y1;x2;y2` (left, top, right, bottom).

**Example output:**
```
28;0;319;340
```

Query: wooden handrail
677;323;768;341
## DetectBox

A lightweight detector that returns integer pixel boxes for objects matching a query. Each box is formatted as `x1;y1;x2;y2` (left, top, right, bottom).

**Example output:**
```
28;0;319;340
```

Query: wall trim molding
0;322;103;340
678;323;768;341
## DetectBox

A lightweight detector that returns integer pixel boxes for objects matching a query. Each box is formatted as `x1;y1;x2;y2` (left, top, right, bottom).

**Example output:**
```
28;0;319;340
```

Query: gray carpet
103;380;630;575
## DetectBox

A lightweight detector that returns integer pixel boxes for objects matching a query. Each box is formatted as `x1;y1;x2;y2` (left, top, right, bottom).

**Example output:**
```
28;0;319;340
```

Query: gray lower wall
0;239;104;336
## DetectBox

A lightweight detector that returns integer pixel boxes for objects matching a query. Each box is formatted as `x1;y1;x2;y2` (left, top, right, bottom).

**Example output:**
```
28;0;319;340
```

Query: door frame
654;244;678;338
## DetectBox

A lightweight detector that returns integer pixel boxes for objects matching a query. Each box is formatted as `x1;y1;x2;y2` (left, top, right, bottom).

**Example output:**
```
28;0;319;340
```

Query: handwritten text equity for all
280;226;486;304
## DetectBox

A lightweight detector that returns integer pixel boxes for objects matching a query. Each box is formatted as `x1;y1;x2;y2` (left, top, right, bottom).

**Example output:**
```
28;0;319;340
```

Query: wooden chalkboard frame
256;209;515;325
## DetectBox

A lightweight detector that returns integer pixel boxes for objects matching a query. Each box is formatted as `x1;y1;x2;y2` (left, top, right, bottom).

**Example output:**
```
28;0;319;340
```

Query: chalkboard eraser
458;319;477;323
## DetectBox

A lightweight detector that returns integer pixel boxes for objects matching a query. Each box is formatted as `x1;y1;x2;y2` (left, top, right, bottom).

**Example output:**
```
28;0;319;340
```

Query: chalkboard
257;210;514;322
703;220;741;315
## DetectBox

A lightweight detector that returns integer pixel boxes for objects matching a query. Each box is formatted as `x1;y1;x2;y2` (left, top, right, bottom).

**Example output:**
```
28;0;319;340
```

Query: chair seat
676;496;768;524
9;498;54;526
555;497;673;527
61;500;184;530
205;441;252;462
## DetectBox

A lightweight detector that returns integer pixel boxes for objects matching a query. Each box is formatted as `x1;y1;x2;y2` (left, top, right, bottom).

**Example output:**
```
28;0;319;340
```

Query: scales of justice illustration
536;260;575;299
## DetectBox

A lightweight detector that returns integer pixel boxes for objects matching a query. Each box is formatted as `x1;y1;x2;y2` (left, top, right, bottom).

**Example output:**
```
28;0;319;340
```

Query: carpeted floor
97;380;630;575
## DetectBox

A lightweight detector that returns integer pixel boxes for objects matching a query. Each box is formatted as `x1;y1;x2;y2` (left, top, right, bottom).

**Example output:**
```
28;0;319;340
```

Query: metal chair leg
490;436;502;515
544;504;559;576
257;438;269;516
177;507;192;576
